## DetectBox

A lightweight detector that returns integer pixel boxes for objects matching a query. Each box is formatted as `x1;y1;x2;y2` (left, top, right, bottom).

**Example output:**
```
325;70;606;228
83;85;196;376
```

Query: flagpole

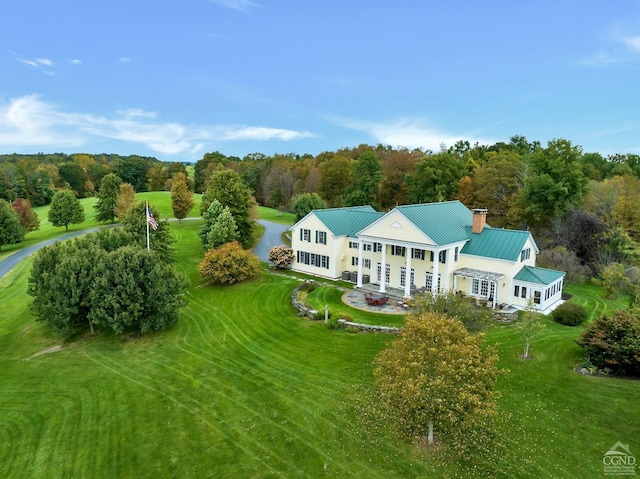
146;201;150;252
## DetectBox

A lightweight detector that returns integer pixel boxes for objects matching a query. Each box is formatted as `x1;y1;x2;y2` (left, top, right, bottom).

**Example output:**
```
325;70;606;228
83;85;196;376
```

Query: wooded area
2;135;640;286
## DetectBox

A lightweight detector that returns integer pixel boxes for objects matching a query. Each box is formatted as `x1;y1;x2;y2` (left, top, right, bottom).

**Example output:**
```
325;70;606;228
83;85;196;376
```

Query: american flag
146;205;159;230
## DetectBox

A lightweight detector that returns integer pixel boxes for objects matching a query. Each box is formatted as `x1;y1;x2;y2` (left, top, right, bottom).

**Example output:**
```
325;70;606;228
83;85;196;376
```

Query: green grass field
0;214;638;478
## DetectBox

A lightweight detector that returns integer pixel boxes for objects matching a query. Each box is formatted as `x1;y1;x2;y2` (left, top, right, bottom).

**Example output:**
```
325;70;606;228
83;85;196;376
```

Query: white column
453;274;458;291
380;242;387;293
356;239;364;288
431;251;440;293
443;247;451;291
404;249;412;297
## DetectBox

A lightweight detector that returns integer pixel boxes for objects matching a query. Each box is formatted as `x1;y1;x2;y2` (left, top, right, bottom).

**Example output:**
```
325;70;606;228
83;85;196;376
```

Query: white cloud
579;25;640;66
118;57;134;64
0;94;313;156
623;35;640;52
333;116;493;152
17;57;54;68
209;0;260;11
70;59;82;65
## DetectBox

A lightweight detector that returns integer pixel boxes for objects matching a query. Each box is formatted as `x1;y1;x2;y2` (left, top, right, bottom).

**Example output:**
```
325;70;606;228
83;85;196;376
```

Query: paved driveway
0;220;291;280
0;226;111;280
254;220;291;262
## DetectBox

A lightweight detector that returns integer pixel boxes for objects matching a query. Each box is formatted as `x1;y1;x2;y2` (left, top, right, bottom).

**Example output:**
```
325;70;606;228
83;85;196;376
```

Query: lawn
0;219;638;478
0;192;202;262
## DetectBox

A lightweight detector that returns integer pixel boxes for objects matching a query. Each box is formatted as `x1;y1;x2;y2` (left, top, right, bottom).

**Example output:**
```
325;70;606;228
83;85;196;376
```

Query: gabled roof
514;265;565;285
312;206;384;238
461;226;533;261
394;201;472;245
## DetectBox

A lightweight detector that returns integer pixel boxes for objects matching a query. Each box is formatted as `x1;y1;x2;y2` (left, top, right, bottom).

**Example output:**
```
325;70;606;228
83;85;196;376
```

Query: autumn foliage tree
115;183;136;220
11;198;40;233
170;172;194;222
374;313;501;445
199;241;261;285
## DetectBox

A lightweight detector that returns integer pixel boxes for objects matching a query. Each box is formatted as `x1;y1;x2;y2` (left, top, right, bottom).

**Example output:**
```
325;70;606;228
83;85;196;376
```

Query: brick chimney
472;208;488;234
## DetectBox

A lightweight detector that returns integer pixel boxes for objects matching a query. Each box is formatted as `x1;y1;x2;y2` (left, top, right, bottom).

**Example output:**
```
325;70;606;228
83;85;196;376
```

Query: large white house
290;201;565;311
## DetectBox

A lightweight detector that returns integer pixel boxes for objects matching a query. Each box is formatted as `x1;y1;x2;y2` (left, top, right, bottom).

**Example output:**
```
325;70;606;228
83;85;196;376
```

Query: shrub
199;241;261;285
576;309;640;376
268;245;294;270
551;302;589;326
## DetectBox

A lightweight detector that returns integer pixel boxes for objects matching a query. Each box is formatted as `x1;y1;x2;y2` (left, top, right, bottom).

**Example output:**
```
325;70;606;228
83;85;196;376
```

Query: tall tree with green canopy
201;167;254;248
521;138;588;225
48;190;85;231
344;151;382;208
405;152;467;203
374;312;501;445
89;246;187;335
122;202;174;261
58;162;90;197
28;238;106;335
171;172;194;222
318;155;351;207
0;199;25;250
94;173;121;223
116;156;150;192
291;192;327;222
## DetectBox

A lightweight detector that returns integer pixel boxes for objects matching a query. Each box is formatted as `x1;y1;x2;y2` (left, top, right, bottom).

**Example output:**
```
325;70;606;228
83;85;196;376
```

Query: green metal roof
514;265;565;285
395;201;472;245
313;206;384;238
461;226;532;261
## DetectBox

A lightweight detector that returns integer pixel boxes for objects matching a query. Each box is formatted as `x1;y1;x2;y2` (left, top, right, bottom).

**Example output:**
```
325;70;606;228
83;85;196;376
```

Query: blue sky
1;0;640;161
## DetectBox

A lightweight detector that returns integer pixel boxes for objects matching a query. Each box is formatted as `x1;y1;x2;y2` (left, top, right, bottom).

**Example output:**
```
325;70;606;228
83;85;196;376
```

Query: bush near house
199;241;261;285
551;302;589;326
268;245;294;270
576;309;640;376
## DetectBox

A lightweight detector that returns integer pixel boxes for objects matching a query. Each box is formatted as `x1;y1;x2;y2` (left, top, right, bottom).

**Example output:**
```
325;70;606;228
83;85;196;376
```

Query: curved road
0;221;290;280
254;220;291;262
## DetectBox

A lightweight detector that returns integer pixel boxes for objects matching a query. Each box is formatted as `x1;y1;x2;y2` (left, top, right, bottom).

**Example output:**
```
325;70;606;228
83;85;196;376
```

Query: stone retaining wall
291;281;399;333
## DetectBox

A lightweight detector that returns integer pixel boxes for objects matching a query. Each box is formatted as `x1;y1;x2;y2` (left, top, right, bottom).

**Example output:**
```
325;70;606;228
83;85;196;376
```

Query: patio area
342;285;410;314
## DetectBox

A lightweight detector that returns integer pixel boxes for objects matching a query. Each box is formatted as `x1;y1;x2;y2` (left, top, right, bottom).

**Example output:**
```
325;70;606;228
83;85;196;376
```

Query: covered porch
453;268;504;309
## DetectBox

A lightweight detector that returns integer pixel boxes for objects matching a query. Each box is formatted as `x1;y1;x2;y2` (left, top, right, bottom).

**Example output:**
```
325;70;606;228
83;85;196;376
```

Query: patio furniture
365;293;389;306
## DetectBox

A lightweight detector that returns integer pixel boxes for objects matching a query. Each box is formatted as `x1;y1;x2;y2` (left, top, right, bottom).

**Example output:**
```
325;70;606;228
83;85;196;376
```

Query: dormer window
520;248;531;262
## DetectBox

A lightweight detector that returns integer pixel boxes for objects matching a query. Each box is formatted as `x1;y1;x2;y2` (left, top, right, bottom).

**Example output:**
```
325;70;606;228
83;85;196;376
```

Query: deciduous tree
170;172;194;222
291;193;327;222
115;183;136;220
11;198;40;233
48;190;85;231
89;246;187;335
374;312;501;445
94;173;121;223
198;241;261;285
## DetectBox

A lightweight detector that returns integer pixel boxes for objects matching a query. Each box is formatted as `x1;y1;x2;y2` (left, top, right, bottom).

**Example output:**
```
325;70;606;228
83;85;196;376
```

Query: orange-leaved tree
374;312;502;445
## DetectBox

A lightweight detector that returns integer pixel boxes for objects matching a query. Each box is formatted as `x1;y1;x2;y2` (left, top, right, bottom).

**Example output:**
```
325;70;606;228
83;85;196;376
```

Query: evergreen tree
201;168;254;247
207;207;238;249
0;199;25;250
